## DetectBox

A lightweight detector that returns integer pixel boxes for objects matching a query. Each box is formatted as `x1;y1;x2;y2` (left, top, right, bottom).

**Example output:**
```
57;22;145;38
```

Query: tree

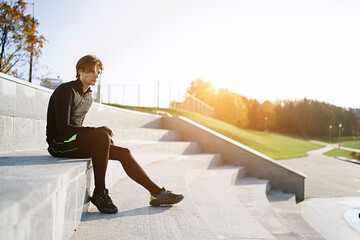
243;98;262;130
0;0;46;80
0;0;26;76
260;100;275;131
214;88;248;128
187;78;216;106
184;80;358;139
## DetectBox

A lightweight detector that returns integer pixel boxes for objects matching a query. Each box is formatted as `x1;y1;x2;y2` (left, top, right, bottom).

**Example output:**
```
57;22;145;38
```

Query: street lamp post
338;123;342;148
329;125;332;143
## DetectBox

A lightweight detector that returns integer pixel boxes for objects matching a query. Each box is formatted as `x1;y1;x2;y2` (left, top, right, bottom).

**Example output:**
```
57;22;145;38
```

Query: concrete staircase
234;178;325;240
0;73;324;240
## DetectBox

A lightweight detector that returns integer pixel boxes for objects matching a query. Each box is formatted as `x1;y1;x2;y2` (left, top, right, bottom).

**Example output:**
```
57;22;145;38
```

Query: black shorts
47;132;91;158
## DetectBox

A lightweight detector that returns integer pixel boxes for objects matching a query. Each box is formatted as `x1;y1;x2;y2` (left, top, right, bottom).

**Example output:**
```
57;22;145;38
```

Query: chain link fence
97;81;215;117
170;93;215;117
99;81;184;108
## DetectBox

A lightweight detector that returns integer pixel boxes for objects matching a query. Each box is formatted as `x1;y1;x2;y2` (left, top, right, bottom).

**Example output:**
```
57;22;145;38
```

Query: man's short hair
76;55;104;78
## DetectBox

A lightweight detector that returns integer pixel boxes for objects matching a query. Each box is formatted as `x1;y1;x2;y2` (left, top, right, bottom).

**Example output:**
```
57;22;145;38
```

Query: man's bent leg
77;130;111;193
77;130;118;213
109;145;162;196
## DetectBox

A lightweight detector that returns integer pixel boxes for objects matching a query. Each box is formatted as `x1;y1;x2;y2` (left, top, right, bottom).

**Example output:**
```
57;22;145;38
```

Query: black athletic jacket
46;79;95;143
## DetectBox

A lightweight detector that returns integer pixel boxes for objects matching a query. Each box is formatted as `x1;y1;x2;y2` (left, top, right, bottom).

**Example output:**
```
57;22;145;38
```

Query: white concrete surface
233;177;306;239
71;154;226;240
282;141;360;240
188;166;275;239
299;198;360;240
267;190;326;240
112;128;181;142
344;209;360;233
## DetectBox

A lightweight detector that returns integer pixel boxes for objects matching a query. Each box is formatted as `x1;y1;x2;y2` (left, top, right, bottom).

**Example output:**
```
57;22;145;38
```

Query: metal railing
171;93;215;117
99;81;186;108
14;77;215;117
98;82;215;117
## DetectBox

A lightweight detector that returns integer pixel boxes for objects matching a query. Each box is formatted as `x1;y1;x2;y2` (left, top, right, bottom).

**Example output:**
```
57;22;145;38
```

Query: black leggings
48;130;162;195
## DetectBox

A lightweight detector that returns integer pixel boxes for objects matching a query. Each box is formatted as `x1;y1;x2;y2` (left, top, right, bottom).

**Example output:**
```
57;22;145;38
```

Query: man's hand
97;126;114;137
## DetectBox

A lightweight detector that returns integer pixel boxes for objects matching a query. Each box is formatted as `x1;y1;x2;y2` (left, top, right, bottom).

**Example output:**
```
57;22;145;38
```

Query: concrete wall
0;73;50;152
0;72;161;153
0;154;91;240
162;116;306;201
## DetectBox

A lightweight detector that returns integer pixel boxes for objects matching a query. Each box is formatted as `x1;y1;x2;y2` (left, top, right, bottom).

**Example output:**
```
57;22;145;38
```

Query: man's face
79;65;102;86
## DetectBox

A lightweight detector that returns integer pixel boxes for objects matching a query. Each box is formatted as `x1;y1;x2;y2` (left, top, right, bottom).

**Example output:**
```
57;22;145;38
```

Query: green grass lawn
323;148;358;159
341;141;360;150
108;105;324;160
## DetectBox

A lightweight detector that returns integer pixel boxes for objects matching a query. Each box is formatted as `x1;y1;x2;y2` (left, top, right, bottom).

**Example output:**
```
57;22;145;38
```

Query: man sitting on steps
46;54;184;214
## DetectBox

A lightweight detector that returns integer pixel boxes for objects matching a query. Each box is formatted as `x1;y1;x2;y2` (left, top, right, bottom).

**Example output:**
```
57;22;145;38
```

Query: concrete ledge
0;150;190;240
0;73;52;120
0;151;91;240
162;116;306;201
116;140;201;155
111;128;181;142
84;103;162;129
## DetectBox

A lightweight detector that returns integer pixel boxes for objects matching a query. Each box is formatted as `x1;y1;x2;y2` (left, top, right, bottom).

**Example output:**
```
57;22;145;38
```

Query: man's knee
123;147;131;156
94;129;111;145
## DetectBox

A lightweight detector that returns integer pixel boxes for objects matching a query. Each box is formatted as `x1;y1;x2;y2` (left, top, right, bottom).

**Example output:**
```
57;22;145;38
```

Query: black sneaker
150;187;184;206
90;189;118;214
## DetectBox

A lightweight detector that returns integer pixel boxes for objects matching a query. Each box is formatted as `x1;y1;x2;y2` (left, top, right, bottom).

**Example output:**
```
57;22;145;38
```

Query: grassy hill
342;141;360;150
109;104;324;160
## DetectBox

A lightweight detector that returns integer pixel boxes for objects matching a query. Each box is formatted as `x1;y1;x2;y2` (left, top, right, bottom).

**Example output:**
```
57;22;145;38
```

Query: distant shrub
349;152;360;160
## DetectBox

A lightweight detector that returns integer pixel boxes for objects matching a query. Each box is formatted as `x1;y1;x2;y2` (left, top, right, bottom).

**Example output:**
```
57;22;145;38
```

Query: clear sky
30;0;360;108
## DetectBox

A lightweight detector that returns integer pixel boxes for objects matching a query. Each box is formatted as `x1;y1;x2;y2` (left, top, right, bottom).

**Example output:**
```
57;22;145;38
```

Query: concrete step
71;154;226;240
0;150;89;240
267;190;326;240
298;197;360;240
87;139;202;194
187;166;275;239
233;177;306;239
0;150;183;240
115;140;202;155
111;128;181;142
184;153;224;188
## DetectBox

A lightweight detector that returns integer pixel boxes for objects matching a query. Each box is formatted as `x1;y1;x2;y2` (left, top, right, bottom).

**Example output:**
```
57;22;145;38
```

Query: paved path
281;142;360;198
280;142;360;240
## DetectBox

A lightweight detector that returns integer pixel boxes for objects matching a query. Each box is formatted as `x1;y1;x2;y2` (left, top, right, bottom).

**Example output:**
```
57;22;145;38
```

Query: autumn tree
184;79;358;139
0;0;25;76
214;89;248;128
187;78;216;106
0;0;46;80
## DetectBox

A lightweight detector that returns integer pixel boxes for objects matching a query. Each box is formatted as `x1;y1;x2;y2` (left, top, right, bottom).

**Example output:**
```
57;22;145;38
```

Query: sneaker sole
150;195;184;206
90;198;118;214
